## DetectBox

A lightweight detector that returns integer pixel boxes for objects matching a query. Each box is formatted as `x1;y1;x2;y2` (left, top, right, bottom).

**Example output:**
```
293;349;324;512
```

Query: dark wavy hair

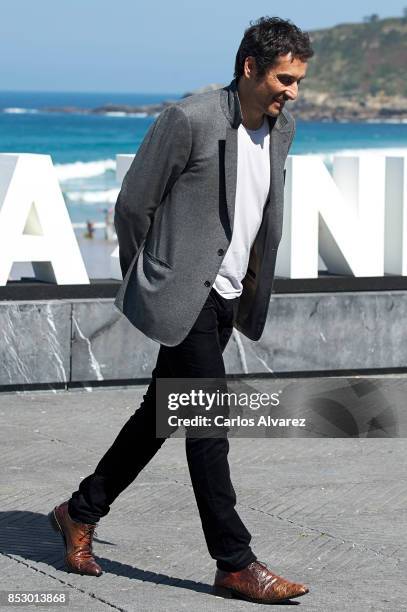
234;16;314;79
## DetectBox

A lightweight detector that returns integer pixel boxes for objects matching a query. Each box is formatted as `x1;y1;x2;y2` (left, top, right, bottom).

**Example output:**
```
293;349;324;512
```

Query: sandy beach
9;229;118;281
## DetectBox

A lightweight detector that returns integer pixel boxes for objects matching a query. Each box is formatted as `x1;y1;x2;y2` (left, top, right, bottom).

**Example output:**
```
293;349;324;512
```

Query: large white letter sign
116;154;134;183
384;156;407;275
276;155;386;278
0;154;89;285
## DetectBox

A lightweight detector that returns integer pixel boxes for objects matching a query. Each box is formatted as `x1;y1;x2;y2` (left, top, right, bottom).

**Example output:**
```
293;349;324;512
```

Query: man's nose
285;82;298;101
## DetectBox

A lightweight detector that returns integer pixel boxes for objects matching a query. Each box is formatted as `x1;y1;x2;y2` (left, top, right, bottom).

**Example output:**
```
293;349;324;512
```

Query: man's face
244;52;308;117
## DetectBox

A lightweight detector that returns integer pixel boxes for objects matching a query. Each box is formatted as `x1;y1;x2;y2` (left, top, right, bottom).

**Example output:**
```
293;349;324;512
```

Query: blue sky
1;0;406;93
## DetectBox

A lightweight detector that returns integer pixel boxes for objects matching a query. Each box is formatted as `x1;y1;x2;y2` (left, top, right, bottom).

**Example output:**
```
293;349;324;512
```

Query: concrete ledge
3;275;407;301
0;290;406;388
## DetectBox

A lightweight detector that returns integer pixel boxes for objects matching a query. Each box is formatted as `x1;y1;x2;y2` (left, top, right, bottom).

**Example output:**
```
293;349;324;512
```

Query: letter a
0;154;89;285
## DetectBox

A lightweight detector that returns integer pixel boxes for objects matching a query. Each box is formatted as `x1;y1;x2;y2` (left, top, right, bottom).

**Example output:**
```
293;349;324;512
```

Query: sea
1;90;407;227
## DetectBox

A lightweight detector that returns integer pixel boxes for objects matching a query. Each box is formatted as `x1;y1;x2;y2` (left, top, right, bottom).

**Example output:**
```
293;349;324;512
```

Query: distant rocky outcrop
42;85;224;118
290;14;407;121
290;90;407;122
305;16;407;98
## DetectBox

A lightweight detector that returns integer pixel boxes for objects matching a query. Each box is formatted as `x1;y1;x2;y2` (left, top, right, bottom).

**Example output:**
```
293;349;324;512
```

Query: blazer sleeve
114;104;192;278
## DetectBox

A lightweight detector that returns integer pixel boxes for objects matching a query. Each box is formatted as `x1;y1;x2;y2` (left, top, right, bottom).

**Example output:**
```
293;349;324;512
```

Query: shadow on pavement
0;511;302;605
0;510;212;595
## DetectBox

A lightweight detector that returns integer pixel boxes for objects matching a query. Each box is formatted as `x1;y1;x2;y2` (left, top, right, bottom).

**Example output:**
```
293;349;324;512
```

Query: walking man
50;17;314;604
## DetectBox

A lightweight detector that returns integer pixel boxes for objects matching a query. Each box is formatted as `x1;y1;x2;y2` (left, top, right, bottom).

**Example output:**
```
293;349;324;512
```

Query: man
50;17;314;605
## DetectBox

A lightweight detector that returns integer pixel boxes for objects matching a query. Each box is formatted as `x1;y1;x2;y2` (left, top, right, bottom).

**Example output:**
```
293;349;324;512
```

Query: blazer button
217;248;224;256
204;280;211;287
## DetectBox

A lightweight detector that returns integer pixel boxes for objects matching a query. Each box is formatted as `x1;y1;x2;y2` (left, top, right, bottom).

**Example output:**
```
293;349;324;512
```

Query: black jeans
68;288;256;572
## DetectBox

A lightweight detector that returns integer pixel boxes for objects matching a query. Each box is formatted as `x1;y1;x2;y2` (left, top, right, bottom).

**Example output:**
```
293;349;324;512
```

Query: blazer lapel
224;126;238;235
266;114;291;212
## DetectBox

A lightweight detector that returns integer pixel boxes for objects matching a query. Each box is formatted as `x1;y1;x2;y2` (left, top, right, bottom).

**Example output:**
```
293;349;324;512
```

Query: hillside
291;15;407;121
305;16;407;97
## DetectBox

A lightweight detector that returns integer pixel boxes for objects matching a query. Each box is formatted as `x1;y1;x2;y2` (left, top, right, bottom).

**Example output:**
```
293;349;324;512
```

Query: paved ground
0;381;406;611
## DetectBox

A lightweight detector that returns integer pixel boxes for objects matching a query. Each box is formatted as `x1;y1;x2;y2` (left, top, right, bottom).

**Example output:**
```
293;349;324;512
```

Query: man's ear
244;56;257;79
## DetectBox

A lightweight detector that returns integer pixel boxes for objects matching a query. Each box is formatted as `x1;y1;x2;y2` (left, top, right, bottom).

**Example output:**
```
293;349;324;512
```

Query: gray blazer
114;79;295;346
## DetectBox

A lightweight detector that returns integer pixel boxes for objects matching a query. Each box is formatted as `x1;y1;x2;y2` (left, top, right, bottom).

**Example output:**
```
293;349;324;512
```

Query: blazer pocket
144;249;172;270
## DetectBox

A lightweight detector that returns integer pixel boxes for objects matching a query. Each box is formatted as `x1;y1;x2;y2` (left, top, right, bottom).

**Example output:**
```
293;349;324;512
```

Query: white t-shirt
213;117;270;299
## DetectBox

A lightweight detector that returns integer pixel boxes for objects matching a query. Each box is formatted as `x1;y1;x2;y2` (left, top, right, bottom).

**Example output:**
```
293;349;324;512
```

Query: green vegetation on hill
305;16;407;97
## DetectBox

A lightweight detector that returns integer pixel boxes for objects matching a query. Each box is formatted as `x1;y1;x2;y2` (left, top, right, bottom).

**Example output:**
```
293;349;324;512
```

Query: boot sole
48;509;102;577
213;584;309;604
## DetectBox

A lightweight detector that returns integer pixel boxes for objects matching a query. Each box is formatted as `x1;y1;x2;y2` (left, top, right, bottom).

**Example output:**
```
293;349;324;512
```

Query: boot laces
79;524;97;543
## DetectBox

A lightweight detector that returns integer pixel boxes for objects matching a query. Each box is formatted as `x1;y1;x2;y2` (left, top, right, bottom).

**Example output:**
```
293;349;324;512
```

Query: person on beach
50;17;313;605
84;219;95;239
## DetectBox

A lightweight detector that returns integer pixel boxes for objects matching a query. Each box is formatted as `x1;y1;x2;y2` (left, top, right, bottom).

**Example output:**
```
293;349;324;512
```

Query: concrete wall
1;291;406;389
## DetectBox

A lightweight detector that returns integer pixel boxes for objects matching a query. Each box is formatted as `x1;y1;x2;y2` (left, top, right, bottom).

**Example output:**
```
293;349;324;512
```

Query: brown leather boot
49;501;102;576
214;560;309;604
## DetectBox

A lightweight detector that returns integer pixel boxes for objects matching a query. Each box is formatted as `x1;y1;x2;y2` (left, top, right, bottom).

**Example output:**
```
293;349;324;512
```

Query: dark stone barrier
1;277;406;389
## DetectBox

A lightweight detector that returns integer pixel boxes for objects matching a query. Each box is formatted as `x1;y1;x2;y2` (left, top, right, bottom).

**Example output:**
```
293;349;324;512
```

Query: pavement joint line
240;477;403;493
241;503;405;565
0;552;126;611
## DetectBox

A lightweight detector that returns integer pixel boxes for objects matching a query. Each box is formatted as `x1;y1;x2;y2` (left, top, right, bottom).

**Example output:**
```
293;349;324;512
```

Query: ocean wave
104;112;129;117
104;111;148;118
53;147;407;187
303;147;407;163
55;159;116;181
330;146;407;157
65;188;119;204
3;107;39;114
